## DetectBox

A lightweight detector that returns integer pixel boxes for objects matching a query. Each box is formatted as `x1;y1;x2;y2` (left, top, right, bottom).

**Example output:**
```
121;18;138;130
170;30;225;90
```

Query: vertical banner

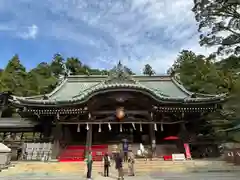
184;143;192;160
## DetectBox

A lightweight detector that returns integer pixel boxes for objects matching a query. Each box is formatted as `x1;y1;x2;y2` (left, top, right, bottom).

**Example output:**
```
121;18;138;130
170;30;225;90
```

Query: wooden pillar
51;123;62;159
179;123;188;141
42;117;52;140
63;126;71;143
178;122;188;154
85;113;93;157
149;112;156;156
85;124;92;156
149;124;156;155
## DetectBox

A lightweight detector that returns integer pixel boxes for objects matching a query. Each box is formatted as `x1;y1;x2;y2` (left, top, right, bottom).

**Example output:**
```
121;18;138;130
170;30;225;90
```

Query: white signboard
172;153;185;161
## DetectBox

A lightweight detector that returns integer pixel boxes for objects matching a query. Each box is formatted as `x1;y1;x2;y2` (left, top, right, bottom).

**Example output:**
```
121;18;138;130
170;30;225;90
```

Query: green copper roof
48;76;189;100
9;63;226;106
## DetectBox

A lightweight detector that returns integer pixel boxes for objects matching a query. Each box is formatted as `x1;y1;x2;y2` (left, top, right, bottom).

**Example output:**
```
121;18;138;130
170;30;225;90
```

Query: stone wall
224;148;240;165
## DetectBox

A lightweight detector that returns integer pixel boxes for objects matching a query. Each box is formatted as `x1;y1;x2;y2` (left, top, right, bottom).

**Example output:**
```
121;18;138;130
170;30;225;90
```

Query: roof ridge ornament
105;60;137;84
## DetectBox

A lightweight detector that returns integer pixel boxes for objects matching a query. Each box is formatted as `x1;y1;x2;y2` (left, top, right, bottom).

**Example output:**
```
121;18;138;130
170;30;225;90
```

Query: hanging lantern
77;124;80;132
116;107;125;120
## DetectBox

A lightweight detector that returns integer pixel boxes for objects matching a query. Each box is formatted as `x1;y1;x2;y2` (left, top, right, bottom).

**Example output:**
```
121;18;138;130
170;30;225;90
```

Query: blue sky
0;0;215;74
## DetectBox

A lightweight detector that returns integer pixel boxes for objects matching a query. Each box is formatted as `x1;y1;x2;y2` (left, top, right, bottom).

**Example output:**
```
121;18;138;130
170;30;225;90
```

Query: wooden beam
92;110;150;115
58;121;184;124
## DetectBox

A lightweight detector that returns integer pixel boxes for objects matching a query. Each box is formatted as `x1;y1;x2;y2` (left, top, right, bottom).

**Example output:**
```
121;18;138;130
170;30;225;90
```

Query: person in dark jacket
103;152;111;177
115;152;124;180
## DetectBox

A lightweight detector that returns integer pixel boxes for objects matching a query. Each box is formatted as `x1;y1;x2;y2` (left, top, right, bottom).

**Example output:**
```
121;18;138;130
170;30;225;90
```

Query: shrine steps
58;144;108;162
3;160;239;177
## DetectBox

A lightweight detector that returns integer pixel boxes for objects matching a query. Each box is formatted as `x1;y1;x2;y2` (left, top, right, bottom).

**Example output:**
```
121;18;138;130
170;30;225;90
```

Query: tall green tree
50;53;65;77
215;55;240;74
143;64;155;76
0;55;28;96
65;57;82;75
170;50;240;141
192;0;240;55
170;50;229;94
29;62;58;94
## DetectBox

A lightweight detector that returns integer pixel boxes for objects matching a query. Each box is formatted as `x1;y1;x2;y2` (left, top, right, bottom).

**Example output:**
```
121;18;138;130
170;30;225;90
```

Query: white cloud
0;0;215;73
0;24;38;40
18;24;38;39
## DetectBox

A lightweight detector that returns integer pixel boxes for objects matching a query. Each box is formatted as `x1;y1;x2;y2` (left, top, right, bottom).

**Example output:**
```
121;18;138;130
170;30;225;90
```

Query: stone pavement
148;172;240;180
1;172;240;180
0;160;240;180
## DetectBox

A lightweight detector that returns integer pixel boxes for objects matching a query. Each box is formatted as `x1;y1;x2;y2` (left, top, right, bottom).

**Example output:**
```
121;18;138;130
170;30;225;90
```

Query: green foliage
65;57;83;75
143;64;155;76
170;50;240;141
0;54;125;97
0;55;28;96
50;53;65;77
192;0;240;55
28;62;58;95
170;50;230;94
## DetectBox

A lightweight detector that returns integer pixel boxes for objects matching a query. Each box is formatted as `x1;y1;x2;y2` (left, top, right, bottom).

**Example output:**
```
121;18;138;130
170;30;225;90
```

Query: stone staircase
0;159;239;178
0;161;102;177
132;159;239;174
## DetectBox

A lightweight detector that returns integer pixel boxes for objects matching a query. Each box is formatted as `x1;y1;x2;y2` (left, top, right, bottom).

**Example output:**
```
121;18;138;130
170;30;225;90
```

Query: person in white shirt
128;151;135;176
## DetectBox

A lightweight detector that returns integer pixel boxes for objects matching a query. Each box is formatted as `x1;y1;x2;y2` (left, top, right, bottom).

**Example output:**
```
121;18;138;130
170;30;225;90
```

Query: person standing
86;150;93;180
122;139;128;162
128;151;135;176
115;152;124;180
103;152;111;177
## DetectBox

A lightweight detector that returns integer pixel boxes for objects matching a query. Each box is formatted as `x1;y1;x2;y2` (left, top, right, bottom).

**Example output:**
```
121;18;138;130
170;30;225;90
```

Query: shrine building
0;62;226;160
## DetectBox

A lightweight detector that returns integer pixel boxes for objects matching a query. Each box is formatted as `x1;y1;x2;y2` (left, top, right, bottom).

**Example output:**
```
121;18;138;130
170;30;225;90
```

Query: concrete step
2;160;239;177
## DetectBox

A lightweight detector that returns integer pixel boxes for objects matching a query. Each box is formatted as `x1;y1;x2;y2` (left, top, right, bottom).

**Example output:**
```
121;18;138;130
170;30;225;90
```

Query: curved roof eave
46;78;68;98
171;74;193;96
9;83;227;108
